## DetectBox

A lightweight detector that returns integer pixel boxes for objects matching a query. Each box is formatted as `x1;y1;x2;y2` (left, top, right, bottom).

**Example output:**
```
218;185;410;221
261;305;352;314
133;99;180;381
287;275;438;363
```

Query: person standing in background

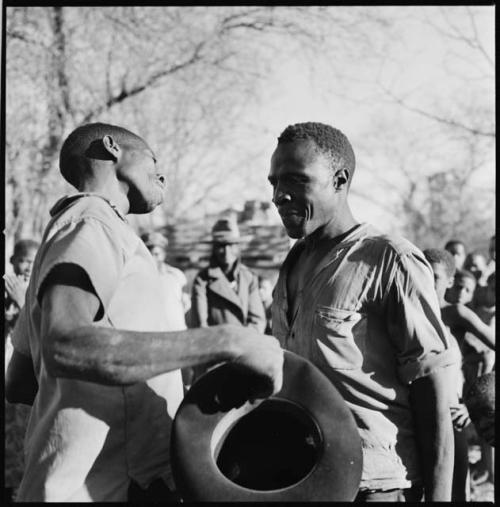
4;238;40;503
445;239;467;271
190;218;267;380
141;231;193;389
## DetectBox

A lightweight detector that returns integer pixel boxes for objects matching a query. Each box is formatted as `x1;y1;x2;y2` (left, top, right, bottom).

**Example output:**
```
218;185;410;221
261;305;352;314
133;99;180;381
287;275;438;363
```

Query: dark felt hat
171;351;363;501
202;218;252;244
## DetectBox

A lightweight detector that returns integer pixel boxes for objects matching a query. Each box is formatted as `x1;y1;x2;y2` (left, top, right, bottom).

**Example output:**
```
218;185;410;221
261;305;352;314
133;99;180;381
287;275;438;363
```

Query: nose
272;184;291;206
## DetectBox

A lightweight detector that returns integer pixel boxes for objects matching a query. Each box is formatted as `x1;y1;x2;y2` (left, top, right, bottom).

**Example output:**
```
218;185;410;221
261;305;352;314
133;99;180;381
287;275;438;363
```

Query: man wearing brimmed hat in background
190;217;267;380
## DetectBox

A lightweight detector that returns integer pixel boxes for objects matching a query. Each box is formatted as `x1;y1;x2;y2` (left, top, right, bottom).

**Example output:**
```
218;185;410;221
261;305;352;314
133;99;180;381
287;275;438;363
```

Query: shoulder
357;225;423;260
351;227;428;281
51;194;122;225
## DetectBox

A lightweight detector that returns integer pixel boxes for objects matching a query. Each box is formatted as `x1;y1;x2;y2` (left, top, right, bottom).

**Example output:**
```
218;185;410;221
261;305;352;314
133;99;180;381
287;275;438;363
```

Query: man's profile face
268;140;337;239
117;143;166;214
429;262;453;301
213;242;239;270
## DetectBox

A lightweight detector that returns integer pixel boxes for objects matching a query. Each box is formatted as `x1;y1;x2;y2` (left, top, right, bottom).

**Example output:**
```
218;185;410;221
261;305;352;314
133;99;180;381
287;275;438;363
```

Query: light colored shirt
272;223;457;491
158;263;188;331
12;193;184;501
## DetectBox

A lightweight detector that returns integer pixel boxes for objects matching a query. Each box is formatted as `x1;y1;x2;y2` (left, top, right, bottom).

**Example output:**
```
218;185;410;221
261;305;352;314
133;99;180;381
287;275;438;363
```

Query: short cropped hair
59;122;146;189
423;248;456;278
277;122;355;184
464;372;495;446
444;239;465;251
454;269;477;286
12;239;40;259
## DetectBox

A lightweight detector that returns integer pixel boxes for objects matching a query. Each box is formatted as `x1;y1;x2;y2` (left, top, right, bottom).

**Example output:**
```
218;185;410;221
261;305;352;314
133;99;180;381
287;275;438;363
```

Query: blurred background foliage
4;6;495;255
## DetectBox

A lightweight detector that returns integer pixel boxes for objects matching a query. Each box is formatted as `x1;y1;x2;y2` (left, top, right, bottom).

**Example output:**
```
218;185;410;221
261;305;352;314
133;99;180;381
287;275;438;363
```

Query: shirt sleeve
385;249;459;384
35;217;124;313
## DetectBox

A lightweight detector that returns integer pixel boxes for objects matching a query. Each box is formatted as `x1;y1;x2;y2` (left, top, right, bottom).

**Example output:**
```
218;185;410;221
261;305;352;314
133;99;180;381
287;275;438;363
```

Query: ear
333;168;350;191
446;277;454;289
102;135;121;161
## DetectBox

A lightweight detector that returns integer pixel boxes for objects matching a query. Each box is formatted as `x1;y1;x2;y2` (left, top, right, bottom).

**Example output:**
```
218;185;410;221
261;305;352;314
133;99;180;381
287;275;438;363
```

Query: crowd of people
4;121;495;502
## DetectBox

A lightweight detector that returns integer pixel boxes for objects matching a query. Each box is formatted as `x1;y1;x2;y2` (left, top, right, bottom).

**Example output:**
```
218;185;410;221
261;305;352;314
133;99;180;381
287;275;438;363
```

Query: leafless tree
5;6;396;242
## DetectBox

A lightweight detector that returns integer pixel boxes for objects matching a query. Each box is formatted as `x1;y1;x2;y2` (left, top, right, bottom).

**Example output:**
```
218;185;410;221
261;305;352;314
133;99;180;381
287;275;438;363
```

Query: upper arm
386;250;458;384
457;306;495;349
39;264;101;376
33;218;125;372
409;367;451;410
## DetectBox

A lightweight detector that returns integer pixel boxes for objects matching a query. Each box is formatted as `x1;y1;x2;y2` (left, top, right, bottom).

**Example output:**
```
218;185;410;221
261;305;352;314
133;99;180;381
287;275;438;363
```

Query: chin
283;226;305;239
132;197;163;214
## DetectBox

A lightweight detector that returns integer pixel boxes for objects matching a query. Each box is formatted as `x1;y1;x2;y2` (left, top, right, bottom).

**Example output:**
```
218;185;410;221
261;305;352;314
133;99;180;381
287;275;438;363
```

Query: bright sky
243;5;495;233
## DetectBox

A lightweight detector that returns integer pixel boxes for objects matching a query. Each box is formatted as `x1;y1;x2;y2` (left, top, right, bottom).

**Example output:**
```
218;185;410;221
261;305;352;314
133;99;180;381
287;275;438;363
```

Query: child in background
4;238;39;503
4;239;39;350
464;372;495;448
464;251;489;291
445;239;467;270
464;272;495;487
423;249;495;501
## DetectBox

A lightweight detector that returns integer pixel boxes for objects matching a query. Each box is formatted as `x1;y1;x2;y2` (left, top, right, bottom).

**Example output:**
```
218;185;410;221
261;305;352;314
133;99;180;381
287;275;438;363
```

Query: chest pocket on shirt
314;305;366;370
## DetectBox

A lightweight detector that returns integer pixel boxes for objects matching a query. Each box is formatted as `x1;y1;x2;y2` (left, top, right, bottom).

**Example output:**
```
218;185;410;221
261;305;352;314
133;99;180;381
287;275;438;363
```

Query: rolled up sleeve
35;218;123;312
385;250;459;384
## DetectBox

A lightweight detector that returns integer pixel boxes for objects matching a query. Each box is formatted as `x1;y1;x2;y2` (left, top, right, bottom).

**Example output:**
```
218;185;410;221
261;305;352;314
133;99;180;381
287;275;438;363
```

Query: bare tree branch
380;85;495;138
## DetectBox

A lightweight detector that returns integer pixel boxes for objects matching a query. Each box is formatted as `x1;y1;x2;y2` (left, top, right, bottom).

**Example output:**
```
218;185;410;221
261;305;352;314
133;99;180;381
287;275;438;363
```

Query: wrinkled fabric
190;261;266;332
158;263;188;331
12;193;184;501
272;223;457;491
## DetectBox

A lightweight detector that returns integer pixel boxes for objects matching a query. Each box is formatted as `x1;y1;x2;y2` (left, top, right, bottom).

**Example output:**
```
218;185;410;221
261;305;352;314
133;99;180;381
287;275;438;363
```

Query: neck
308;204;358;243
79;169;130;215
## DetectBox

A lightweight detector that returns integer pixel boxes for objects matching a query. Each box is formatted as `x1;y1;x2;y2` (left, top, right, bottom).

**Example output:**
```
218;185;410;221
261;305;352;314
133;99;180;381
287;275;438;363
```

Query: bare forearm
45;324;238;385
410;371;454;501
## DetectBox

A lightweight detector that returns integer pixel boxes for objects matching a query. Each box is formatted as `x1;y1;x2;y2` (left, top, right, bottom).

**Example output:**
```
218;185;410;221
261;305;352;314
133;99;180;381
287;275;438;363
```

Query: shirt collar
49;193;127;222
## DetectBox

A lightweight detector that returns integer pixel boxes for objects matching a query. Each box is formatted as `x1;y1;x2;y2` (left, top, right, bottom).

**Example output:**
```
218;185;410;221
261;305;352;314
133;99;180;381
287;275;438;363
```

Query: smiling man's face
268;139;337;239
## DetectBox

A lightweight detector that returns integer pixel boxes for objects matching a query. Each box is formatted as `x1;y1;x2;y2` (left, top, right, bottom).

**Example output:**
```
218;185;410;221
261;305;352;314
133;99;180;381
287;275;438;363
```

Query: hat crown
211;218;241;243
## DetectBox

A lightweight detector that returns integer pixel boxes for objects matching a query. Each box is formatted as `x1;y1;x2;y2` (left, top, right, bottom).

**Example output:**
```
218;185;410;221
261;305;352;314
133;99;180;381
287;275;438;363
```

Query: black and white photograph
3;4;495;503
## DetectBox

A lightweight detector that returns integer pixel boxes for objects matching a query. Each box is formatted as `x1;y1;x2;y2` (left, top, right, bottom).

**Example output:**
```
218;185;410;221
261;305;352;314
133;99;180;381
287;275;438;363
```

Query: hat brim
200;235;253;244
